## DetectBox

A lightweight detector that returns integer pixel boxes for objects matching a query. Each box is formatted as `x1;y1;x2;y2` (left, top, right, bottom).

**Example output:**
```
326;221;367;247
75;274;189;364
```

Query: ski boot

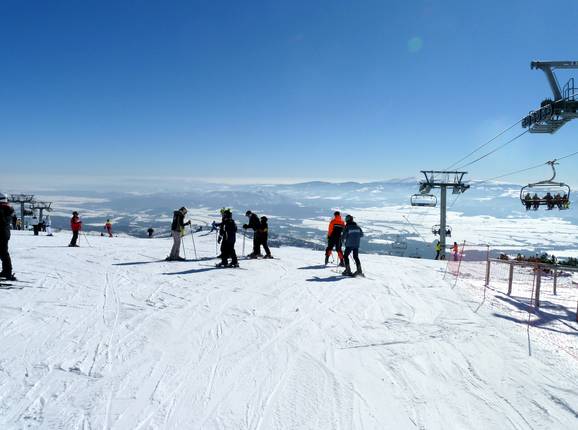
354;269;364;277
216;261;228;268
227;262;239;268
263;254;273;259
0;273;17;281
342;269;354;277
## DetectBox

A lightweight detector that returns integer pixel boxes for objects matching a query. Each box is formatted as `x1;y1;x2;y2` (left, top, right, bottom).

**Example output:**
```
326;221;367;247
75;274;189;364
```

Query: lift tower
30;201;53;223
417;171;469;259
8;194;35;226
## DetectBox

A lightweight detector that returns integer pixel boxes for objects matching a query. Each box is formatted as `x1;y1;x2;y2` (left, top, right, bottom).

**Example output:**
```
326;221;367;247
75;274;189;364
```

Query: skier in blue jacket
341;215;364;276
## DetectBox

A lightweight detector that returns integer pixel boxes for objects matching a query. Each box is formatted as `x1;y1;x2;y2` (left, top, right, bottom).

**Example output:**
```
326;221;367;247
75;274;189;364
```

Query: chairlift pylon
520;160;571;210
410;194;437;207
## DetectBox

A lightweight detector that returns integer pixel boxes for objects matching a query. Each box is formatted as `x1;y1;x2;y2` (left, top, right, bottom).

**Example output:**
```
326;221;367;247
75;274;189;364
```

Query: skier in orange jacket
325;211;345;266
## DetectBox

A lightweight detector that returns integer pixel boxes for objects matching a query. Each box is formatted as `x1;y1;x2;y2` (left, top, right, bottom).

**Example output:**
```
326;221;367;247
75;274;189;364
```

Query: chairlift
520;160;571;210
432;225;452;237
410;194;437;207
392;235;408;250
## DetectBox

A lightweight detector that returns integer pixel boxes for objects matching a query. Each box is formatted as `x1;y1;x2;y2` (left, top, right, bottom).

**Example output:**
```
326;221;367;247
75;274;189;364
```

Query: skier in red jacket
325;211;345;266
69;211;82;247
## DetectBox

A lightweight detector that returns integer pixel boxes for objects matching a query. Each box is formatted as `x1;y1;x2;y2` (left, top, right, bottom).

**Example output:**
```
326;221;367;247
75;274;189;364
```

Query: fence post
484;245;491;287
507;262;514;296
553;268;558;295
534;266;542;308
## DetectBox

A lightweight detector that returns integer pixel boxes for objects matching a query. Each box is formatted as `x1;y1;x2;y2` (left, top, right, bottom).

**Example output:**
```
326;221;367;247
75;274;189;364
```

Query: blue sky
1;0;577;189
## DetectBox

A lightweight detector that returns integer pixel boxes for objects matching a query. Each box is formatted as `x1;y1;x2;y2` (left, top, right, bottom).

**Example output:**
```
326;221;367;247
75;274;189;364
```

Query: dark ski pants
326;236;344;260
344;247;361;272
250;233;261;256
70;230;79;246
221;241;238;265
0;238;12;276
256;233;271;257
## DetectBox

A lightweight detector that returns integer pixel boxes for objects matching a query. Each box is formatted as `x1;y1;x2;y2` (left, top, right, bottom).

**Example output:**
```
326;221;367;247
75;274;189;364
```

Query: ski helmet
245;210;252;217
345;215;353;223
333;211;340;217
0;192;7;203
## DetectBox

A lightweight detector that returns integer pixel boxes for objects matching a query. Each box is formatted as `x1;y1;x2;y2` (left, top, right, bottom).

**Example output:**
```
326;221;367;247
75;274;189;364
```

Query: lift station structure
30;201;53;223
417;171;469;258
8;194;35;226
522;61;578;133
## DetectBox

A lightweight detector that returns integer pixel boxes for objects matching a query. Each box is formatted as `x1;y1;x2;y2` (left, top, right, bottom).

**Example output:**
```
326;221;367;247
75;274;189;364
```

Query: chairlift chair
410;194;437;207
520;160;571;210
432;225;452;237
392;235;408;250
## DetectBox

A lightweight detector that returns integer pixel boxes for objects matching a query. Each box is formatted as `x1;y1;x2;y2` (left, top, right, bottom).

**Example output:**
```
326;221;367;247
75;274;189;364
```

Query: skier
0;192;16;281
216;209;239;267
243;210;262;259
32;214;39;236
258;216;273;259
523;193;532;210
105;219;113;237
11;214;17;230
325;211;345;266
69;211;82;247
147;227;154;238
452;242;459;262
434;240;442;260
341;215;364;277
166;207;191;261
45;215;53;236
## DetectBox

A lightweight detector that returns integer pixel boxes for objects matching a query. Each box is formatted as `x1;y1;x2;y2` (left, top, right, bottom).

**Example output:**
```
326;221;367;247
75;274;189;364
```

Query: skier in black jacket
217;209;238;267
0;192;15;280
258;216;273;258
243;210;262;258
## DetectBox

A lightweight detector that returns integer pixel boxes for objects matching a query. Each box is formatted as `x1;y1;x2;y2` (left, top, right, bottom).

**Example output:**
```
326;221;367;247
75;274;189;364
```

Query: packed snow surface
1;231;577;429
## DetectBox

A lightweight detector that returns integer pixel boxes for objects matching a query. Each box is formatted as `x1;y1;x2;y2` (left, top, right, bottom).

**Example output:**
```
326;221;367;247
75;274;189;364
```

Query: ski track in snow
0;231;577;429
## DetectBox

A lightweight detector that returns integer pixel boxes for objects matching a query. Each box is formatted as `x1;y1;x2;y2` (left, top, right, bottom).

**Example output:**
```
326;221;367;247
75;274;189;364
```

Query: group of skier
0;191;367;280
165;207;364;276
523;192;570;210
325;211;364;276
166;208;274;267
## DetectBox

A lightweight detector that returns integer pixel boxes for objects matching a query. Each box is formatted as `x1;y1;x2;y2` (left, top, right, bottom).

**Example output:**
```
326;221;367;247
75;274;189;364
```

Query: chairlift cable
402;215;428;243
474;148;578;183
445;118;524;170
456;130;529;170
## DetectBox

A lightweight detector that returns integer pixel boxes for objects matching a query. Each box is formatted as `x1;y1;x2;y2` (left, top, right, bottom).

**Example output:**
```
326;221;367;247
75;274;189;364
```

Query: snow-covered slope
1;231;577;429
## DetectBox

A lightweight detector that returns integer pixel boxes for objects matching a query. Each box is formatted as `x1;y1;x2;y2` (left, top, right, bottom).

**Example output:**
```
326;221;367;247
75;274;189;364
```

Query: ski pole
242;229;246;257
215;230;218;256
82;231;92;247
190;225;198;260
181;232;187;259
